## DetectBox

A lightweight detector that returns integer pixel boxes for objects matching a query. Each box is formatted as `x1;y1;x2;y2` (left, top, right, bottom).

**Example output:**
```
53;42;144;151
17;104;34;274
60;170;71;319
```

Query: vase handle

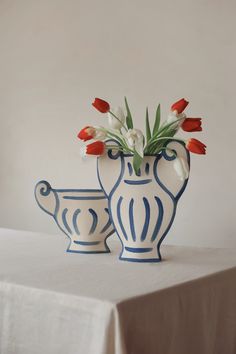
156;140;190;201
97;140;123;197
34;180;58;217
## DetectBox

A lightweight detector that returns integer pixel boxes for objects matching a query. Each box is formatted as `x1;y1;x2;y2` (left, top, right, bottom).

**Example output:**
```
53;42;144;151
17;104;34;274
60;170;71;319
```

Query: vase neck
122;155;159;179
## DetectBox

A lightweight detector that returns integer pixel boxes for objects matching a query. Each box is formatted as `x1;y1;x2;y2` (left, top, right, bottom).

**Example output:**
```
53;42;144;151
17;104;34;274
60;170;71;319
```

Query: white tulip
173;157;189;181
108;107;126;130
125;128;144;157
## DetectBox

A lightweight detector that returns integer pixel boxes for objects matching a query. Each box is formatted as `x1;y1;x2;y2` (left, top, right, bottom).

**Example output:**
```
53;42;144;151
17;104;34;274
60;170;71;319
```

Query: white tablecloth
0;228;236;354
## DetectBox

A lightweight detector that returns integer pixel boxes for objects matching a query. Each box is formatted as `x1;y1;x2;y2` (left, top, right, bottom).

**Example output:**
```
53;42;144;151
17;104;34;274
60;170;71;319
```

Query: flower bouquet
78;97;206;180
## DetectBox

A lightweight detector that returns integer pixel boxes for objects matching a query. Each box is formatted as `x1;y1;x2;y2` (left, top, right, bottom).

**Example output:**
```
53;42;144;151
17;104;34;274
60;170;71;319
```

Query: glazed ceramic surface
35;181;114;253
97;140;190;262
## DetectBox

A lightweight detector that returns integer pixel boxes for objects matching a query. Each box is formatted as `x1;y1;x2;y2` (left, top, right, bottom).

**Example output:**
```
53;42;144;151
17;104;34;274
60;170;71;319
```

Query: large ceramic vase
97;140;190;262
35;181;114;253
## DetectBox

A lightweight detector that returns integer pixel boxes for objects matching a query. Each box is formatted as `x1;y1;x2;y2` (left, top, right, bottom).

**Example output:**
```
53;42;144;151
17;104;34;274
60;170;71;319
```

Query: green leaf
145;107;151;143
133;151;143;175
125;97;133;129
153;104;161;135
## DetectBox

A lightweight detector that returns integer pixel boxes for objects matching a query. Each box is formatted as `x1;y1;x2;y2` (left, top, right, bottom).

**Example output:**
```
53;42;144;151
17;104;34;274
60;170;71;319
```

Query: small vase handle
156;140;190;201
97;140;123;197
34;180;58;217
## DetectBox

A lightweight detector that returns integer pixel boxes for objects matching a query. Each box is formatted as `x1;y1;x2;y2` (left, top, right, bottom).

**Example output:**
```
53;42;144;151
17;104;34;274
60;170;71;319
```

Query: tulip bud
171;98;189;114
86;141;106;155
186;138;206;154
181;118;202;132
92;98;110;113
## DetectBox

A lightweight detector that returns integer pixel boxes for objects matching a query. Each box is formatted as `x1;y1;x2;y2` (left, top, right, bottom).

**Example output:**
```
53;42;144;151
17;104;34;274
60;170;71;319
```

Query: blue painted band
73;240;101;245
63;196;106;200
124;179;152;185
120;256;161;263
55;188;103;193
125;247;153;253
67;249;110;254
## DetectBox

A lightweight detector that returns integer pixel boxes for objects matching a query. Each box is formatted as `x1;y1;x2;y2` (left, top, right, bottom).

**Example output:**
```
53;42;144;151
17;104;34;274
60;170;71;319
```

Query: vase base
67;240;110;254
119;246;161;263
120;256;162;263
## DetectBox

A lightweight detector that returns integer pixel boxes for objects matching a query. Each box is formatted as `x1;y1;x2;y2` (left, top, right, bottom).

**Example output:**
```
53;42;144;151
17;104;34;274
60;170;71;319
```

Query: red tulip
186;138;206;154
171;98;189;114
181;118;202;132
86;141;106;155
92;98;110;113
77;126;94;141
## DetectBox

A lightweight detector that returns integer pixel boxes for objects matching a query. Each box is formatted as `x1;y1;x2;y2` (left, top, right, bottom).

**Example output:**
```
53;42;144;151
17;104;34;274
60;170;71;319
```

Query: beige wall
0;0;235;247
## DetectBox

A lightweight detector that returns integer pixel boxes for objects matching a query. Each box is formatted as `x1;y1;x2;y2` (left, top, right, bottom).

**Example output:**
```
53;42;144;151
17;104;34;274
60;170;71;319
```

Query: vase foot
67;240;110;254
119;246;161;263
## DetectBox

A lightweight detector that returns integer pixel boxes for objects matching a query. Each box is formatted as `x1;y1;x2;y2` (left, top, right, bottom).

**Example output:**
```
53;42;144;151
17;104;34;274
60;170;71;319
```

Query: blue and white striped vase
35;181;114;253
97;140;190;262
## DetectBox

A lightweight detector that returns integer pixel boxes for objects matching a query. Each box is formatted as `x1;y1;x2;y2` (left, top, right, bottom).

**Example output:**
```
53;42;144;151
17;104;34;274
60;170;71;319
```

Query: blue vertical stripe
129;198;136;241
62;208;72;235
145;163;150;175
88;208;98;235
140;197;150;241
72;209;81;235
127;162;133;176
151;197;164;242
100;208;112;233
117;197;128;240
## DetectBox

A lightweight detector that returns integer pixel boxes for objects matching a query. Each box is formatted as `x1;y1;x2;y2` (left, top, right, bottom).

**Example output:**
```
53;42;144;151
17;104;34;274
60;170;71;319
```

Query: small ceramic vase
35;180;114;253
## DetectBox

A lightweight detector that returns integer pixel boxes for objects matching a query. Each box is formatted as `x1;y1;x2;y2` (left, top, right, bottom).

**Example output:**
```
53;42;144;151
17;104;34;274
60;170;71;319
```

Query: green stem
146;116;184;148
144;136;185;154
106;132;131;151
151;136;185;143
105;145;133;153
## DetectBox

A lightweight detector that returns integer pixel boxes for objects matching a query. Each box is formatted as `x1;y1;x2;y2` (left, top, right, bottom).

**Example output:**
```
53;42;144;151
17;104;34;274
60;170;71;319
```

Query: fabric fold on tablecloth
0;281;117;354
